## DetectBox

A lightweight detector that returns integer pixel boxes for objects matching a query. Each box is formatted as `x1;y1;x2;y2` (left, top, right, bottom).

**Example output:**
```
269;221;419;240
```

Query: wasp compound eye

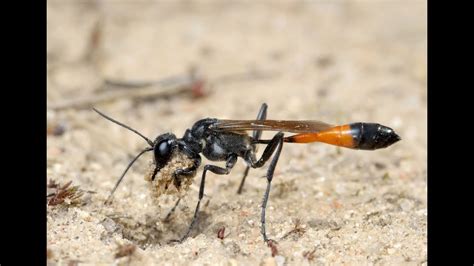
157;141;170;156
154;140;173;169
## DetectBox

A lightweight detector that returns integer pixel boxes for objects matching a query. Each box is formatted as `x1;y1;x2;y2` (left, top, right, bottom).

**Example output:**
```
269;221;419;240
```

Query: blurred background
47;1;426;264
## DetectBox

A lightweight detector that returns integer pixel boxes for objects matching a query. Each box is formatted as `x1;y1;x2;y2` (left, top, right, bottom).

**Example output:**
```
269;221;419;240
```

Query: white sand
47;2;427;265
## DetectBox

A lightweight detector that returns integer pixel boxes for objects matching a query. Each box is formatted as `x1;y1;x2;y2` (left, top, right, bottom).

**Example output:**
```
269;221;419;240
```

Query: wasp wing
212;119;334;133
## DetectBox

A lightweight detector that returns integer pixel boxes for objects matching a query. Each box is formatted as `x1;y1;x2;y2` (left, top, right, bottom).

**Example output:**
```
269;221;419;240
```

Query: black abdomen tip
350;123;401;150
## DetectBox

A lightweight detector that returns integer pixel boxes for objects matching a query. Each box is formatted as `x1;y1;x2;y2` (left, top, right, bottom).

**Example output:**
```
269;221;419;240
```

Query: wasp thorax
145;151;195;199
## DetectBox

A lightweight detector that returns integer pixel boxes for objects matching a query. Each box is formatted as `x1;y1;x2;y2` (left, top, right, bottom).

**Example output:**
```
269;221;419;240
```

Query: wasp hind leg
237;103;268;194
259;132;284;243
244;131;284;243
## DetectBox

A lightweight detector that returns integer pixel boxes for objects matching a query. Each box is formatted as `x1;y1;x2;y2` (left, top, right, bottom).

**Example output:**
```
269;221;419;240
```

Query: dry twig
48;68;278;110
279;218;306;240
303;248;317;261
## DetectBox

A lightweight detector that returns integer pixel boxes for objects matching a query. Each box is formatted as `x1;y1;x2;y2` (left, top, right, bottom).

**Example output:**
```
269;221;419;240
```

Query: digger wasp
94;103;400;243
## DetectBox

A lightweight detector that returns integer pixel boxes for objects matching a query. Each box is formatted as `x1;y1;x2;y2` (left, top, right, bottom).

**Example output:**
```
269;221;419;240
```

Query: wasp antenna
93;108;154;147
105;147;153;205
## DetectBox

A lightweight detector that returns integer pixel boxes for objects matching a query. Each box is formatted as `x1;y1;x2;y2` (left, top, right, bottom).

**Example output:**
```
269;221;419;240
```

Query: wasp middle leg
237;103;268;194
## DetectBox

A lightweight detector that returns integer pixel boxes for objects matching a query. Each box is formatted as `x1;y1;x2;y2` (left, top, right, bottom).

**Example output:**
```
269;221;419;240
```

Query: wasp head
153;133;178;171
148;133;196;198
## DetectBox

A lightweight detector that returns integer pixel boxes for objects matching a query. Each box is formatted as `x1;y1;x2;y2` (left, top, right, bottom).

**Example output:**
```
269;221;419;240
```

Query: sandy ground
47;1;427;265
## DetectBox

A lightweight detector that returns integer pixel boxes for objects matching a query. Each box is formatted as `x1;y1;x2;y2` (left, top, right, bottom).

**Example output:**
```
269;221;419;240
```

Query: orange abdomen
284;125;355;148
